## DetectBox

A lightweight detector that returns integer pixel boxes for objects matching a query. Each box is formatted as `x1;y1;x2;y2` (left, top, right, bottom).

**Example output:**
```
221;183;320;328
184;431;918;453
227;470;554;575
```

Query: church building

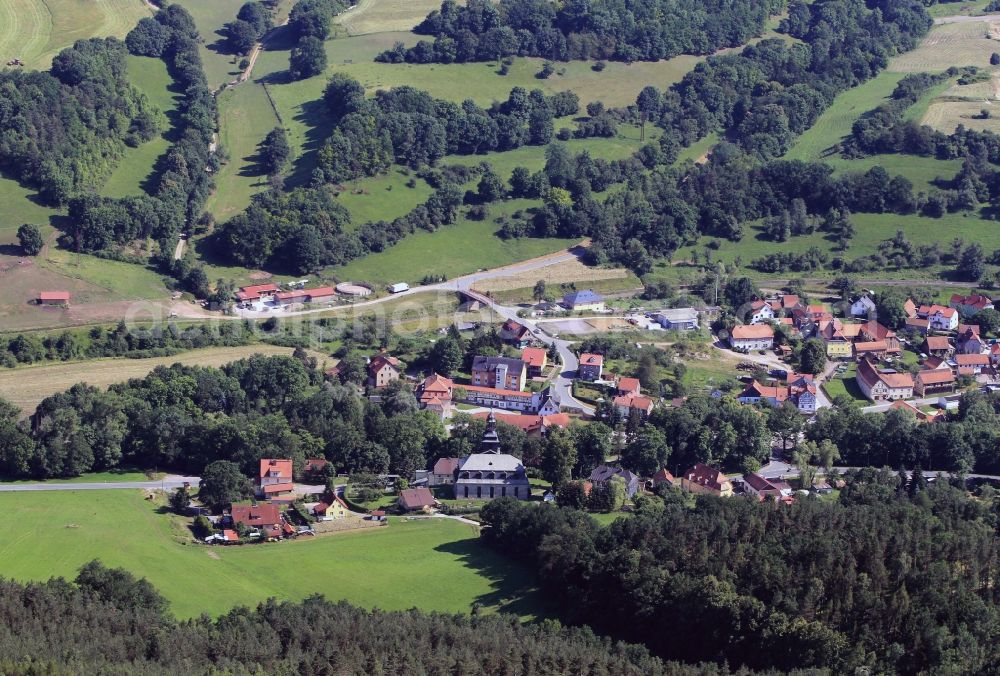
454;411;531;500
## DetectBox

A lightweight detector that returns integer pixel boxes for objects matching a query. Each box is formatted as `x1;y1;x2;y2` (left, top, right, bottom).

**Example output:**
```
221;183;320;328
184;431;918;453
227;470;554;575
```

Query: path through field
0;344;332;415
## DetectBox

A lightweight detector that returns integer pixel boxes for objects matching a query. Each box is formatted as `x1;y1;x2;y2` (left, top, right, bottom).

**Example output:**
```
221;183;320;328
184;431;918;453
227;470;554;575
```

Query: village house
521;346;548;377
499;319;531;347
460;384;540;411
367;354;401;388
919;305;959;332
742;473;790;499
729;324;775;351
914;369;956;397
472;355;527;391
904;298;918;318
38;291;71;307
615;377;641;397
850;294;877;318
257;458;293;498
680;463;733;497
614;392;655;418
818;320;854;359
737;378;817;415
454;412;531;500
231;503;288;540
905;317;930;335
853;340;890;361
562;289;605;312
922;335;953;359
950;293;994;316
312;496;349;520
398;487;437;512
954;353;990;376
992;343;1000;367
956;327;986;355
748;300;775;324
589;465;641;498
417;373;454;417
651;468;675;489
429;457;460;487
855;358;913;401
653;307;699;330
235;283;278;303
577;353;604;381
303;458;329;481
859;321;900;353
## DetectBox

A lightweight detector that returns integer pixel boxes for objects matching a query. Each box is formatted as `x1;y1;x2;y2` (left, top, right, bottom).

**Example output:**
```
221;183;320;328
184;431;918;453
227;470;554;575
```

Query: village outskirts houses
747;300;775;324
367;354;401;388
471;356;527;391
737;375;817;414
562;289;605;312
680;463;734;497
729;324;775;351
577;353;604;381
917;304;959;332
855;358;913;402
589;465;641;498
521;346;548;377
257;458;293;499
850;294;877;318
949;293;994;316
499;319;532;347
653;307;699;330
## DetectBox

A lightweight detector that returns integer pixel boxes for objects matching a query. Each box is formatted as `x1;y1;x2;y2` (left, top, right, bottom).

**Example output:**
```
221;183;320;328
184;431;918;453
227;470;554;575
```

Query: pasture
0;172;60;245
0;0;151;70
103;55;182;199
170;0;248;89
0;490;540;620
328;199;577;285
890;21;998;72
0;344;331;415
337;170;435;226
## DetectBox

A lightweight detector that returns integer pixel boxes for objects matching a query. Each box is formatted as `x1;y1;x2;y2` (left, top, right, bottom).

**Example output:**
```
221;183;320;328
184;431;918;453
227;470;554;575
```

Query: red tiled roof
399;487;435;510
616;377;641;395
259;458;292;480
304;458;328;472
521;347;547;368
579;353;604;366
856;359;913;390
263;482;294;494
39;291;70;302
743;473;777;492
731;324;774;339
955;353;989;366
924;336;951;351
463;384;534;398
222;529;238;541
683;463;730;492
236;284;279;301
231;503;281;528
652;468;675;485
313;502;331;514
917;369;955;385
613;393;654;412
433;457;460;476
951;293;993;310
368;354;401;375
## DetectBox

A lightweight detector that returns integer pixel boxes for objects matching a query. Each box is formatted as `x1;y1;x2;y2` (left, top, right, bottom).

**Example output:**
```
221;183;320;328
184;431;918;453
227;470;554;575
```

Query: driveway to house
0;474;201;492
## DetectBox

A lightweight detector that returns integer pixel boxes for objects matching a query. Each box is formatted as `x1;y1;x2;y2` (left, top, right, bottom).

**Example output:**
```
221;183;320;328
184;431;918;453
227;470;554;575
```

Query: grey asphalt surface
0;476;201;492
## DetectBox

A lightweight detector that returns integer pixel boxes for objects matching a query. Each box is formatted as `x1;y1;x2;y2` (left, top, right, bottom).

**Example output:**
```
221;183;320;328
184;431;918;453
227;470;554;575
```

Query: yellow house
826;338;852;359
313;497;349;520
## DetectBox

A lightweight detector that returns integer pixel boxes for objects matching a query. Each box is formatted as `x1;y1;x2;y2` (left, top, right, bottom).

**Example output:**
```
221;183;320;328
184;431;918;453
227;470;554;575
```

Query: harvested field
473;259;633;294
0;345;333;415
923;99;1000;132
335;0;456;35
889;22;998;72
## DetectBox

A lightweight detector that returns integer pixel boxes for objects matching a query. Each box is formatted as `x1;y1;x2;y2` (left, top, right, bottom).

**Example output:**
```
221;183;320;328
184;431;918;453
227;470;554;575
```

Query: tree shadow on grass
286;97;337;189
434;537;553;620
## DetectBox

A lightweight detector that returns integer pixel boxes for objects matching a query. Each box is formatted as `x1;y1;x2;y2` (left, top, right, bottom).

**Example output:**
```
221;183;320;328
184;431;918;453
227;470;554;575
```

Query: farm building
38;291;70;306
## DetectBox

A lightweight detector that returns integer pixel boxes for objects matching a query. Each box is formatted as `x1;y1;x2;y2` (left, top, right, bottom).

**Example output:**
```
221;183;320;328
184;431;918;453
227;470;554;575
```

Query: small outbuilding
38;291;70;306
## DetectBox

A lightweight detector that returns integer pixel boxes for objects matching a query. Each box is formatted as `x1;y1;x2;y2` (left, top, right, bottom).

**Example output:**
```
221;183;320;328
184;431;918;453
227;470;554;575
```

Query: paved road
0;475;201;492
759;460;1000;482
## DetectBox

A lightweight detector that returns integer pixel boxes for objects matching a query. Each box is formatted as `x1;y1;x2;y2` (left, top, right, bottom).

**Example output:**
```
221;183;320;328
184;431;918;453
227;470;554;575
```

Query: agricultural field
0;344;332;415
328;200;578;285
103;55;182;199
0;490;541;620
0;0;152;70
335;0;450;36
892;21;998;73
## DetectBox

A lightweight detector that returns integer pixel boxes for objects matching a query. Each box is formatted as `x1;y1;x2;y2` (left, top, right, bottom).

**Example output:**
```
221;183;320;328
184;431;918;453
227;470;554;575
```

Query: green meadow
0;490;541;620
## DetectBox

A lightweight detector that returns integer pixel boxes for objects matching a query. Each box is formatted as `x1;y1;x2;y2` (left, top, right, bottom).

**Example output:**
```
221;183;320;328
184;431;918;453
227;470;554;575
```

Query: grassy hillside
0;0;152;70
0;490;540;620
103;55;183;199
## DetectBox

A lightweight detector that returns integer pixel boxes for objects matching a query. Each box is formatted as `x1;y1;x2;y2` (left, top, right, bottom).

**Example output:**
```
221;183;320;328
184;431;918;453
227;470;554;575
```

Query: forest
382;0;786;64
479;472;1000;673
0;38;157;204
0;560;708;674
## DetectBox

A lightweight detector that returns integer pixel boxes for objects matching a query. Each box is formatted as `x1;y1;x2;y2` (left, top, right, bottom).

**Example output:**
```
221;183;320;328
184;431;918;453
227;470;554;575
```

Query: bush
591;61;607;72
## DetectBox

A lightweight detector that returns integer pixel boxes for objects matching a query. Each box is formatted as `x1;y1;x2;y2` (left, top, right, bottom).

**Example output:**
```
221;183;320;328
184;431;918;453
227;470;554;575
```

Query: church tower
480;409;502;454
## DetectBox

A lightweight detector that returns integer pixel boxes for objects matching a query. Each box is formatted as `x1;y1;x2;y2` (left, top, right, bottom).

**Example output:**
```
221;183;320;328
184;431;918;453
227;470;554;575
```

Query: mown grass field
0;0;152;70
337;169;435;226
0;344;333;415
170;0;247;90
335;0;450;35
103;55;182;199
0;470;159;484
328;199;577;285
0;172;60;245
892;21;998;72
0;490;540;620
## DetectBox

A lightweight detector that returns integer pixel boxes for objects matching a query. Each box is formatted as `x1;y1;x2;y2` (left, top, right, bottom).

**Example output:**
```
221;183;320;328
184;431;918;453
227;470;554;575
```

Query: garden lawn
103;56;183;199
0;490;542;620
822;363;868;402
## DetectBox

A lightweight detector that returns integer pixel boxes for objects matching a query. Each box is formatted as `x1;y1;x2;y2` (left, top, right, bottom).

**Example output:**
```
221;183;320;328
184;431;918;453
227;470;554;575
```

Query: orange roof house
521;347;548;375
680;463;733;497
258;458;293;497
38;291;70;306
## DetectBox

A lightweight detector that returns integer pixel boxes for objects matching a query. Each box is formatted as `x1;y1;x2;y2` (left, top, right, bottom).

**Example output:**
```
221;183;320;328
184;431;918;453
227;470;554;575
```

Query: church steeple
480;409;502;454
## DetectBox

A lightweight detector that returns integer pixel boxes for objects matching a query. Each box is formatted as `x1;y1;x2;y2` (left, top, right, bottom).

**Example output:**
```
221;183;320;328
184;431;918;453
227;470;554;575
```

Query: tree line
0;560;747;674
479;472;1000;673
0;38;158;205
380;0;785;64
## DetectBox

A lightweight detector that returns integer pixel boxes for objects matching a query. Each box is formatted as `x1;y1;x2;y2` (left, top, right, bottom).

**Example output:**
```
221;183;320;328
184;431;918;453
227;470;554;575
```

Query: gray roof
563;289;603;305
656;307;698;322
459;453;525;472
472;355;526;372
589;465;639;484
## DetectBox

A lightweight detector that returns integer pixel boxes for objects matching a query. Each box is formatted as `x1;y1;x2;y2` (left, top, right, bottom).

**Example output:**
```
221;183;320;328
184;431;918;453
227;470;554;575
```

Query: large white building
453;412;531;500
